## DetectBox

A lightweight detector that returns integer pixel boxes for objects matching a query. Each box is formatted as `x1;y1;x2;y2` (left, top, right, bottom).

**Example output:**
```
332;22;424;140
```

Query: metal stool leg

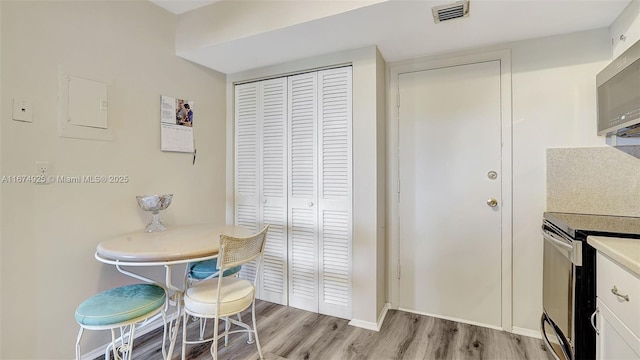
75;328;84;360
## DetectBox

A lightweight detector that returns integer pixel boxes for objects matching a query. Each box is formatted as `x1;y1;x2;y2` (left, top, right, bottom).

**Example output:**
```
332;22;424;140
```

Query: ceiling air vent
432;1;470;23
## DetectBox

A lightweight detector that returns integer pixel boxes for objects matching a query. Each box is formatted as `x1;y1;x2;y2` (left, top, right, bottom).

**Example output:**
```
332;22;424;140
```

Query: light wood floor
110;300;549;360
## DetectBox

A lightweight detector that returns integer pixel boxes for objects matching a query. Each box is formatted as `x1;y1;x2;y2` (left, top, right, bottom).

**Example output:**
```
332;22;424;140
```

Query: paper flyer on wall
160;95;194;153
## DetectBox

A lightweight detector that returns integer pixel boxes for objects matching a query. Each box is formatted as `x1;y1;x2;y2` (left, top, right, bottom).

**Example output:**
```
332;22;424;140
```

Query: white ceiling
151;0;632;74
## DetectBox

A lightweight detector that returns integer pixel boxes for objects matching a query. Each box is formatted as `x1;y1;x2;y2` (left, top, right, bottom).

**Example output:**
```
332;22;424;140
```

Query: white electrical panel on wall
59;69;113;141
68;75;108;129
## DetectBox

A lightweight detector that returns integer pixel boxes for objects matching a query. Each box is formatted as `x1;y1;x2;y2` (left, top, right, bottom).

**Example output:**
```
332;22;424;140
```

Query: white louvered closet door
287;72;319;313
317;67;352;319
259;78;288;305
234;82;261;283
235;67;352;318
235;80;288;304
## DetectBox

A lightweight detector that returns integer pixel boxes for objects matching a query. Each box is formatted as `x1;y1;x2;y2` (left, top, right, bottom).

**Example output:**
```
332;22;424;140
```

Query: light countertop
588;236;640;277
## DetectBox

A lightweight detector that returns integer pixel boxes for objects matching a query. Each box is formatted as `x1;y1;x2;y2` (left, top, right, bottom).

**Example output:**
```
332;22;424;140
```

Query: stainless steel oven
541;220;582;360
541;212;640;360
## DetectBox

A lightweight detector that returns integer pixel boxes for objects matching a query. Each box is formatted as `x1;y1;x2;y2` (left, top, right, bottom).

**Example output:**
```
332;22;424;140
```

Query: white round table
94;223;254;359
96;223;252;264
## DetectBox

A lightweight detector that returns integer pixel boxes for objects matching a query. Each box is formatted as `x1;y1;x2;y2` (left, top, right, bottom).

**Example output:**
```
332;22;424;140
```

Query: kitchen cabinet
234;67;353;319
595;299;640;360
611;0;640;59
593;252;640;359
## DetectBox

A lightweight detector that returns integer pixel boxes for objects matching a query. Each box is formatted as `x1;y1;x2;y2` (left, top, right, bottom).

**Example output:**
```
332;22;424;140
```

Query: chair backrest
217;225;269;272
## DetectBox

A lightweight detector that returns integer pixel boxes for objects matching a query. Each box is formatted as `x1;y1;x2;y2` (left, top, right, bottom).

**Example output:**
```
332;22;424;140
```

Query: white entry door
398;60;503;328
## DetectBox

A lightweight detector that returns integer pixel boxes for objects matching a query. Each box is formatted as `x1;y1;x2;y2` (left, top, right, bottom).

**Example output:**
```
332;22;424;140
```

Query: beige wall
375;48;387;319
226;45;387;327
0;1;226;358
376;47;388;320
510;29;611;332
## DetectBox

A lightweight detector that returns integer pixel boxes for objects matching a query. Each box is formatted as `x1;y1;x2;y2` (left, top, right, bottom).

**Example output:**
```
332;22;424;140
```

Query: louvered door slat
235;84;259;197
289;208;316;303
289;73;317;200
236;204;259;282
319;208;350;312
259;78;288;305
287;72;318;312
234;82;260;223
234;82;261;284
318;67;352;319
261;205;287;303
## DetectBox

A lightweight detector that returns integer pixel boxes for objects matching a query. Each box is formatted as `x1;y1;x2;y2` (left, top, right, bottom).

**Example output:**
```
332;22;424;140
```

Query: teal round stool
75;283;167;360
188;258;242;281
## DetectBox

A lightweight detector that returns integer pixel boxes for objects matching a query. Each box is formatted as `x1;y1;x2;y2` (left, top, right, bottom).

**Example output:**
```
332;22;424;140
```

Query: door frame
386;49;513;331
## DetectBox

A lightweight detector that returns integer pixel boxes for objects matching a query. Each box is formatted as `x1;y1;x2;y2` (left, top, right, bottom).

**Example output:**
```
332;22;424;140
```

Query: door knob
487;198;498;207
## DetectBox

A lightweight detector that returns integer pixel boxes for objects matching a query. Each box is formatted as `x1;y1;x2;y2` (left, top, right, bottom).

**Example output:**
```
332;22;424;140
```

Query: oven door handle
541;227;573;252
541;312;573;360
541;227;582;266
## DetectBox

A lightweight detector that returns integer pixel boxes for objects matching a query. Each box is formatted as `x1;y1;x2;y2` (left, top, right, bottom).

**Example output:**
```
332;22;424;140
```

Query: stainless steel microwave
597;39;640;136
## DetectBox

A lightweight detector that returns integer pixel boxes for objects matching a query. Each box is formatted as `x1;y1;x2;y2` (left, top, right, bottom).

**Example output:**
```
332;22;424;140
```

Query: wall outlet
35;161;49;174
35;161;52;185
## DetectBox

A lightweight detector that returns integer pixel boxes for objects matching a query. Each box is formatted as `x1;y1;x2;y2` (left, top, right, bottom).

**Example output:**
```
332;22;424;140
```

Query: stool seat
188;258;242;280
75;284;166;327
184;277;254;317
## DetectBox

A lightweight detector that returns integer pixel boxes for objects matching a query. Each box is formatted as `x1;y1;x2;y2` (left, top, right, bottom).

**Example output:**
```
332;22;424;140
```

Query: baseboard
348;302;390;332
512;326;542;339
376;302;391;330
81;312;177;360
397;307;504;332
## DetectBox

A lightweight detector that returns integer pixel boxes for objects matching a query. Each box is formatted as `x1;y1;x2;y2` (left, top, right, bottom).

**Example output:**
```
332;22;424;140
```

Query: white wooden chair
74;283;167;360
181;225;269;360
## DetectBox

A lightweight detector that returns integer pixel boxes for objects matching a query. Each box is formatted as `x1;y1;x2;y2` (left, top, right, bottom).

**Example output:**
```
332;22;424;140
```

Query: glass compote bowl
136;194;173;232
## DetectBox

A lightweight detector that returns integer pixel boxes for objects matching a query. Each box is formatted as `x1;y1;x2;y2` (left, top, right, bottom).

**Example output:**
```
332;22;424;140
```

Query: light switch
12;98;33;122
